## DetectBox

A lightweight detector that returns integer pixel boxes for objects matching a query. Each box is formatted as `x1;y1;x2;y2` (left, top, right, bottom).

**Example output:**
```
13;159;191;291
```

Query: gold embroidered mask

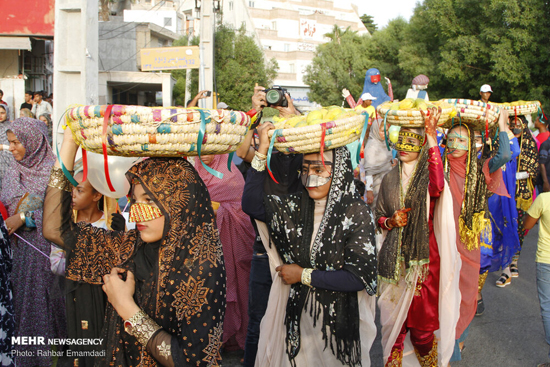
396;131;423;153
129;202;163;223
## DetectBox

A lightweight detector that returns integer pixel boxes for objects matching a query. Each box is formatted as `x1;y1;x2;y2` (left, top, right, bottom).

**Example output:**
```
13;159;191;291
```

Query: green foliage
305;0;550;111
304;26;371;106
172;24;278;111
172;35;199;106
360;14;378;34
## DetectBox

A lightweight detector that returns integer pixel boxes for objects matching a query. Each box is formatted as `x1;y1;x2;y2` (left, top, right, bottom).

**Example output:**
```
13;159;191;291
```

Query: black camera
264;86;290;108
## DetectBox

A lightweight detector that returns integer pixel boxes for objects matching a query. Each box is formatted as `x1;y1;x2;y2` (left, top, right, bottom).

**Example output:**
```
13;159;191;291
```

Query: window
289;63;295;73
284;43;290;52
164;17;172;27
249;1;254;7
229;1;233;10
272;21;277;30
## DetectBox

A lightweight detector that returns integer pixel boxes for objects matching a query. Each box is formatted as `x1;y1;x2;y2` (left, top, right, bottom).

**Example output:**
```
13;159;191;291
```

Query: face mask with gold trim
129;203;163;223
447;131;469;151
395;131;424;153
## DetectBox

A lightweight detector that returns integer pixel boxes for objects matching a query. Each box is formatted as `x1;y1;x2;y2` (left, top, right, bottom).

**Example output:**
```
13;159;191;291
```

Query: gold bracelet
384;218;393;230
301;268;314;287
48;166;74;192
124;309;162;347
251;155;266;172
19;212;25;224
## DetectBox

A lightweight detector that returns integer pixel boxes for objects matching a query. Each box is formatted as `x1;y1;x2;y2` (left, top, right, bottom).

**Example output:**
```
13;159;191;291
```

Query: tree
304;26;372;106
360;14;377;34
401;0;550;105
172;24;278;111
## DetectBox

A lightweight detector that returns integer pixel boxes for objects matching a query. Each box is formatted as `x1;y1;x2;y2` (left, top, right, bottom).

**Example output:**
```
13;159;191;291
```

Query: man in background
480;84;492;103
31;91;52;118
20;91;33;111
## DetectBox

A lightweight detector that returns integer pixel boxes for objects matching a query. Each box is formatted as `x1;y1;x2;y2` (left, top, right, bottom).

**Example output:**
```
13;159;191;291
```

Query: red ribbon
267;163;279;184
102;105;116;192
81;149;88;183
486;104;490;140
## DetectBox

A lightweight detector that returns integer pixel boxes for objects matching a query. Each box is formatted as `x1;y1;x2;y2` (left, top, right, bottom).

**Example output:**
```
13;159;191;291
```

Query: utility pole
184;16;194;107
53;0;99;148
198;0;213;109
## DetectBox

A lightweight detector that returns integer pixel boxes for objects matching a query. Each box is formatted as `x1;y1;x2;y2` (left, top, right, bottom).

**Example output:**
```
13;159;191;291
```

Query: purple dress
0;118;66;367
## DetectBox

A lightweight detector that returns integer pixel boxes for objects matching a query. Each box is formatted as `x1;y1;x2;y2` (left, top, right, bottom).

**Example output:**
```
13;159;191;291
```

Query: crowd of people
0;81;548;367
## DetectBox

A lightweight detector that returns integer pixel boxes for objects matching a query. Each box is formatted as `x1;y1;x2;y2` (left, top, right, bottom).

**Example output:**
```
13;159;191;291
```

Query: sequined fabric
265;147;377;366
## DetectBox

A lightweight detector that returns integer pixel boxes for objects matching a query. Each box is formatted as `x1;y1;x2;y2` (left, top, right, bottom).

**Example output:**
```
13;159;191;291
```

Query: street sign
140;46;200;71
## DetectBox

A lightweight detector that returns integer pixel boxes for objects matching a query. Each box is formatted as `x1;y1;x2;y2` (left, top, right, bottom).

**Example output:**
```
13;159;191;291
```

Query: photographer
241;85;303;366
236;85;300;163
186;89;210;108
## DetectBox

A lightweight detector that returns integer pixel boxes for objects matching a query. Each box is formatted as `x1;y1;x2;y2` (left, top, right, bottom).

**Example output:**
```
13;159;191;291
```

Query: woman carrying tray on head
243;121;377;366
376;107;460;367
495;114;539;286
43;127;226;366
476;126;520;315
445;110;512;362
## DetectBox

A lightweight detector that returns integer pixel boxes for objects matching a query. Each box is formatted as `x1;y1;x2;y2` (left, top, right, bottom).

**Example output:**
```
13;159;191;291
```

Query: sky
352;0;419;29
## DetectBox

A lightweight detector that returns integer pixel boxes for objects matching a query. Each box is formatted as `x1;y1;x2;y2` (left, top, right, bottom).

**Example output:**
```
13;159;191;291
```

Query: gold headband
396;131;424;153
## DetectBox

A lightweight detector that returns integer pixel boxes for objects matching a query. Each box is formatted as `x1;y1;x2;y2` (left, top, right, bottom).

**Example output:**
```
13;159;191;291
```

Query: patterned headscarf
265;147;377;366
65;158;226;366
1;117;55;210
376;141;431;284
444;125;492;250
514;117;539;210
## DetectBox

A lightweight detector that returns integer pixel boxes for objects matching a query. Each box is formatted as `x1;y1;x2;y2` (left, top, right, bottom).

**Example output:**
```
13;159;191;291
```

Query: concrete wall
0;50;20;77
124;9;182;34
98;17;139;72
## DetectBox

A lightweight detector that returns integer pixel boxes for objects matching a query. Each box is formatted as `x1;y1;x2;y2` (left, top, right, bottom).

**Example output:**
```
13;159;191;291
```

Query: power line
98;1;165;38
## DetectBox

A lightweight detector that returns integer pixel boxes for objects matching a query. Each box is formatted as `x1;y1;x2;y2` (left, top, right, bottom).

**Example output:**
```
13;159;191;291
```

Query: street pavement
222;224;546;366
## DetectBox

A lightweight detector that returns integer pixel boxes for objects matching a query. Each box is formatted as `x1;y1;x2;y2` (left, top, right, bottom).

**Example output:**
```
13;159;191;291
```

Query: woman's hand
421;106;442;144
102;267;140;320
55;127;79;171
256;122;275;156
5;213;24;236
498;109;510;132
388;207;412;228
366;190;374;205
275;264;303;285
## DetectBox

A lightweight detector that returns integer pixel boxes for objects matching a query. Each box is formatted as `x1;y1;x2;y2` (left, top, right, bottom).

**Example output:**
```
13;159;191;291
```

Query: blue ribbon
357;112;369;162
55;108;79;187
267;129;282;175
197;110;224;179
227;151;234;172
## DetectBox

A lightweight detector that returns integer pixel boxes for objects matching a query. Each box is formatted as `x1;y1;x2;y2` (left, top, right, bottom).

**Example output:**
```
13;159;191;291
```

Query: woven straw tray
267;114;365;154
494;101;540;116
438;99;500;129
377;102;455;128
66;105;251;157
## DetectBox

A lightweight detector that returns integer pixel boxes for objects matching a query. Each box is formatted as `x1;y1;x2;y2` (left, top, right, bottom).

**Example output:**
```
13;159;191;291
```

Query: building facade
222;0;368;109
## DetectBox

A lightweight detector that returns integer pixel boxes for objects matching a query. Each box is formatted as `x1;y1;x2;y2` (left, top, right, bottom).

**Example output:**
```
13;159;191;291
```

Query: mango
326;107;344;120
399;98;415;109
414;98;428;109
306;110;324;124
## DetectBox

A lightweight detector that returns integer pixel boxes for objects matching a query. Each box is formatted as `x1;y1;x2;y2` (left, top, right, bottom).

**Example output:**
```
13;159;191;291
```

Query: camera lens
265;89;281;104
